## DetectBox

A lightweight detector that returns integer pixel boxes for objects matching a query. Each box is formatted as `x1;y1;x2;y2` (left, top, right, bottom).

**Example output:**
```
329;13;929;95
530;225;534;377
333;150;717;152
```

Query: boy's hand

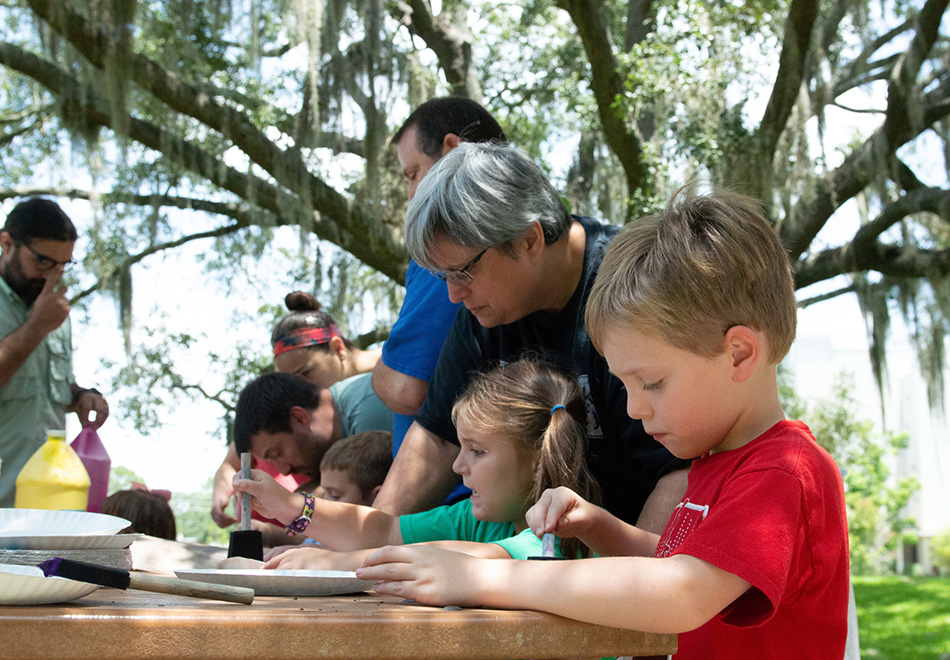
526;486;596;539
232;468;301;523
357;545;495;608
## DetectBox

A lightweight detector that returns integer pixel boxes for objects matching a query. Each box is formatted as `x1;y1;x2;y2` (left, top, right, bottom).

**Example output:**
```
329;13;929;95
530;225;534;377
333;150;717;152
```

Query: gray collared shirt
0;275;74;507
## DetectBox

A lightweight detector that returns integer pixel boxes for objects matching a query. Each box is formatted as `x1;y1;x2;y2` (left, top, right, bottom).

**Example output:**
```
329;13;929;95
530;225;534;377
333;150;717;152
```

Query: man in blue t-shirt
372;143;690;530
373;98;505;466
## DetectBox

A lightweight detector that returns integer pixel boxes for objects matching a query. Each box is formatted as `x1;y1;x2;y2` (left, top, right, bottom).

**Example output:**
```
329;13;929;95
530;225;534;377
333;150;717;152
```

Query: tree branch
794;187;950;288
557;0;648;216
24;0;407;282
71;224;243;303
757;0;819;166
388;0;481;100
0;40;407;284
852;187;950;248
784;78;950;259
883;0;950;149
797;283;857;307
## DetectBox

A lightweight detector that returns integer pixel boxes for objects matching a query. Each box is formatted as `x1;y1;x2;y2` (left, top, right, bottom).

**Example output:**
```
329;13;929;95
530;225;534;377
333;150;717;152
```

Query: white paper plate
175;568;373;597
0;533;141;551
0;563;100;605
0;509;131;537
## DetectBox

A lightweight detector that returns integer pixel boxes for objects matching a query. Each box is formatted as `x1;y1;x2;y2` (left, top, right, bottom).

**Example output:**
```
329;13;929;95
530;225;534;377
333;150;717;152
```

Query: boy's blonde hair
586;187;797;362
320;431;393;499
451;358;601;559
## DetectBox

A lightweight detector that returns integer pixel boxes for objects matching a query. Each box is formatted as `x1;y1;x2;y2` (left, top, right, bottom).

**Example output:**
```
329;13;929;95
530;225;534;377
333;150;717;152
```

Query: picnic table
0;587;676;659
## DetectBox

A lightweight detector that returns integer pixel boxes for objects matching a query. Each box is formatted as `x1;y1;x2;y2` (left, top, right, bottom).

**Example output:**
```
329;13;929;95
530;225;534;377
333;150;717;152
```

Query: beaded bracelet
286;493;315;536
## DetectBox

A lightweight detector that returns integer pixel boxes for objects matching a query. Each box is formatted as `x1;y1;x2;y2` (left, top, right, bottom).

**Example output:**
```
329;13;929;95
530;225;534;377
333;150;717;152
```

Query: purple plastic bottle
71;426;112;513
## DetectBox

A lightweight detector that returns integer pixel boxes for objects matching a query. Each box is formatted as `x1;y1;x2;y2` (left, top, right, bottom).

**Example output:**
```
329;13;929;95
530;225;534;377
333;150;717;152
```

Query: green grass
854;576;950;659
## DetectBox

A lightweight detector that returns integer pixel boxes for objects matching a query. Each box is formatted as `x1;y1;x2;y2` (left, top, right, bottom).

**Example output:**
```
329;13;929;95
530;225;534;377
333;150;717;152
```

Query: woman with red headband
271;292;380;387
210;292;391;546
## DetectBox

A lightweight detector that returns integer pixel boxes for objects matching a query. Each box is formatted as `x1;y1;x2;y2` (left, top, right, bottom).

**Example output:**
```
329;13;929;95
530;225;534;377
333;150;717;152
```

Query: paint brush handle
240;452;252;531
39;558;255;605
128;573;255;605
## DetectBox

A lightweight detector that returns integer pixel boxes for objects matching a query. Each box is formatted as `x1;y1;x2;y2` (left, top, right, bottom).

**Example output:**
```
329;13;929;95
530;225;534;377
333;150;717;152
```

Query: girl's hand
232;469;301;523
265;546;362;571
525;486;596;539
356;545;492;608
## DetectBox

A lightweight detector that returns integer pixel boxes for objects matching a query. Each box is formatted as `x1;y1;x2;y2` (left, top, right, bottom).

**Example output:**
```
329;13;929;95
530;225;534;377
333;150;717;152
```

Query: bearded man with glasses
372;143;692;533
0;197;109;506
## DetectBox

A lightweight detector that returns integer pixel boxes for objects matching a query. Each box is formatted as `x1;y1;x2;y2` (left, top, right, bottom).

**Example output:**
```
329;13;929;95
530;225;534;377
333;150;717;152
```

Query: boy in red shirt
357;188;850;660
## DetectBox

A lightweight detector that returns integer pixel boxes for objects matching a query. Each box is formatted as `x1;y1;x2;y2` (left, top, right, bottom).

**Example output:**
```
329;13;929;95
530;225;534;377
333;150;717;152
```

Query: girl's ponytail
533;387;601;559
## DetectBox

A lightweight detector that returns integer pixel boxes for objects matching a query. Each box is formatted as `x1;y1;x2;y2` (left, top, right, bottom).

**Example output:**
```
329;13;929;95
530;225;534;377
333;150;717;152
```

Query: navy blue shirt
416;216;683;525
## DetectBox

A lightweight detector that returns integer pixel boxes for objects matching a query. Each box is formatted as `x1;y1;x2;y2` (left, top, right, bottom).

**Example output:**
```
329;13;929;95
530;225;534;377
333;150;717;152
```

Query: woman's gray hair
405;142;572;269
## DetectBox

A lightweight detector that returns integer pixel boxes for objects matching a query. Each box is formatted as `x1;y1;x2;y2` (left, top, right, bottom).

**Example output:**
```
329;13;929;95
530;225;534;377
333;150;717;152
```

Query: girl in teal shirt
233;358;600;568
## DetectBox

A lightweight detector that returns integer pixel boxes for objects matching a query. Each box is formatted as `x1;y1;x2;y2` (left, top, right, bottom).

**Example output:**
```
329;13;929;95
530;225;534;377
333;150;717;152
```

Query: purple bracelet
286;493;315;536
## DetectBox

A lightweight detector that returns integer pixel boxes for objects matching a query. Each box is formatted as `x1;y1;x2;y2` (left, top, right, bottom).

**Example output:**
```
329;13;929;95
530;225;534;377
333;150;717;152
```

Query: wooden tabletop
0;588;676;660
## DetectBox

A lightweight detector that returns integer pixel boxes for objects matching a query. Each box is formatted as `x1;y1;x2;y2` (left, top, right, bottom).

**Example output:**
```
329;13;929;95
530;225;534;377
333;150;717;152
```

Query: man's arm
371;361;429;416
372;421;461;515
0;319;48;389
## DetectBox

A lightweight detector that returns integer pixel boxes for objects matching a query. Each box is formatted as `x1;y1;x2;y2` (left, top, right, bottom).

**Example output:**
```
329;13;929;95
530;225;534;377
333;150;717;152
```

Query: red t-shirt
654;420;849;660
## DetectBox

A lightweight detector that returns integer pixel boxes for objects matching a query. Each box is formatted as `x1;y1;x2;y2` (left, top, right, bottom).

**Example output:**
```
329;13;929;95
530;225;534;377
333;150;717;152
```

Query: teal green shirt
0;276;75;507
399;500;565;560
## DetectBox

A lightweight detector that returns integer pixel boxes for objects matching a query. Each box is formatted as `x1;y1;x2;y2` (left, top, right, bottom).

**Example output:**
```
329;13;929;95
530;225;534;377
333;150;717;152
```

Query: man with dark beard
0;198;109;506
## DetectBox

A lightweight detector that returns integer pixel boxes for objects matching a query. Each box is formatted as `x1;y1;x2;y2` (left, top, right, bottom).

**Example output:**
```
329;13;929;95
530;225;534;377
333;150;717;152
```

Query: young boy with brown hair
318;430;393;506
357;187;850;660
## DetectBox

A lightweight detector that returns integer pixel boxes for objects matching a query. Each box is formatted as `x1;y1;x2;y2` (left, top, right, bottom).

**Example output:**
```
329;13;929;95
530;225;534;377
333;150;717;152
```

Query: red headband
272;324;342;356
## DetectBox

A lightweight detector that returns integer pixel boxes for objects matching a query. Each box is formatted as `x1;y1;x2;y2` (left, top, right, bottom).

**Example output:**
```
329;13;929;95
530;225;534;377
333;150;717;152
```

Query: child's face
319;468;374;506
452;420;537;529
600;325;740;458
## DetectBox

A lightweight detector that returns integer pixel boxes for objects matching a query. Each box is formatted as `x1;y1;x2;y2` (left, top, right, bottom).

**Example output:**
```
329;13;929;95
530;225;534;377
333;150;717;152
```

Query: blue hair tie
550;404;566;416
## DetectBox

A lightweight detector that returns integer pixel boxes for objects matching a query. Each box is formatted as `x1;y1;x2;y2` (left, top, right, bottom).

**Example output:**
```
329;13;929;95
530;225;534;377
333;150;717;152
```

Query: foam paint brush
39;557;255;604
228;452;263;561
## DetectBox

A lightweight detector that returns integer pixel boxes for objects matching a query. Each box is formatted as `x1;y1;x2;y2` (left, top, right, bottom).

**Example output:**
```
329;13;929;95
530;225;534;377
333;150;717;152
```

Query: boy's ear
368;484;382;504
724;325;760;383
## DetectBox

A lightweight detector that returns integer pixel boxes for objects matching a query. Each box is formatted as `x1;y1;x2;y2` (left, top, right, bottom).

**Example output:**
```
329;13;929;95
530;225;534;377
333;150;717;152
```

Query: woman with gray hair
374;142;690;534
405;142;573;268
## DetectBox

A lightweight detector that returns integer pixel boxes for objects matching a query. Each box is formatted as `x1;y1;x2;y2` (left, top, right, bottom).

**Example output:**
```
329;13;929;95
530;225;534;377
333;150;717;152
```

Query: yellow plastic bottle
15;430;91;510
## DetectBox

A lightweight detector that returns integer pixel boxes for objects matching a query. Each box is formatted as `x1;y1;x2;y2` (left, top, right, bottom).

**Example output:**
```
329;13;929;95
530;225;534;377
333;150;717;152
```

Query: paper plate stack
0;509;139;605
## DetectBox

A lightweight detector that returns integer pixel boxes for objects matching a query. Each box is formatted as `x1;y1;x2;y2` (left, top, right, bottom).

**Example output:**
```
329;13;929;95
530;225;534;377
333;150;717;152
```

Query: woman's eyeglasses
431;248;488;287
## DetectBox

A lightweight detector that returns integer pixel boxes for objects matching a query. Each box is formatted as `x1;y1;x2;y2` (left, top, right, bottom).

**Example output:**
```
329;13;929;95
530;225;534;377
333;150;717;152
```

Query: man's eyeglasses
17;241;74;272
431;248;488;287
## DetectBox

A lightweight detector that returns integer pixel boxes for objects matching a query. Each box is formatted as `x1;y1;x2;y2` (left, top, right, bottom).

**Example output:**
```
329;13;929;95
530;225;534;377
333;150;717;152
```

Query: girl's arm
357;546;751;634
264;540;508;572
233;469;403;550
527;487;660;557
